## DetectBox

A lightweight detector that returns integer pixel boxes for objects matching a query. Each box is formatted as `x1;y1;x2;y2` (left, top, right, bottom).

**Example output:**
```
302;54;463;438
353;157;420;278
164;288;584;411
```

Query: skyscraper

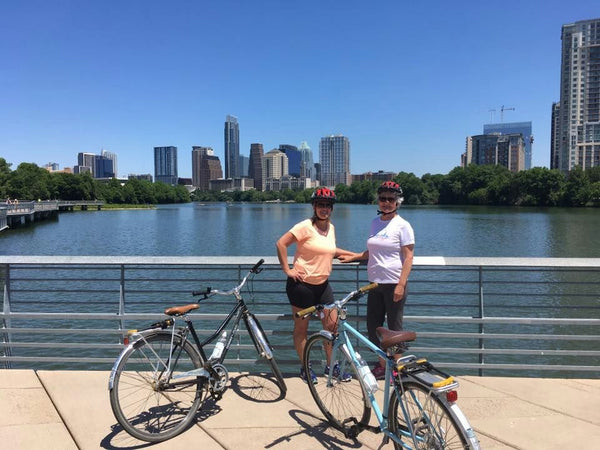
319;135;351;187
224;115;239;179
154;146;178;185
192;146;222;191
554;17;600;172
299;141;315;180
465;134;525;172
262;149;288;191
248;143;264;190
483;122;533;169
279;145;301;177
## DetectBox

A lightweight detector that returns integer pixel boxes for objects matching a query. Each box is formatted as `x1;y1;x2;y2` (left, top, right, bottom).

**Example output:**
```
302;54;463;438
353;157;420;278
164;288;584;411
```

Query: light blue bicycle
296;283;480;449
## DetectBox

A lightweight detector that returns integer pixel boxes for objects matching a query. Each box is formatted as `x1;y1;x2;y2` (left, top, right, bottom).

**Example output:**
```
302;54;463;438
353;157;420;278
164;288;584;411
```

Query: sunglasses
315;202;333;209
378;196;396;203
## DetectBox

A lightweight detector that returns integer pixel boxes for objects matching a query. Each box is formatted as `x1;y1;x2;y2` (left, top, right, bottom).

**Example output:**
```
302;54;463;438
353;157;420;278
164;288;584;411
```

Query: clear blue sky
1;1;599;178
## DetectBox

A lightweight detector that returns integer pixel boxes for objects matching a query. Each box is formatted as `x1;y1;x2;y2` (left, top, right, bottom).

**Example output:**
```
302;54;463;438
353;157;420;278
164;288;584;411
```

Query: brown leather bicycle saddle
376;327;416;350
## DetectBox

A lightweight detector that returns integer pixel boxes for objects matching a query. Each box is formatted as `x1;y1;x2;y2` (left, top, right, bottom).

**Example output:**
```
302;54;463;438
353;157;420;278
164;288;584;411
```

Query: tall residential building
464;134;525;172
550;102;561;170
299;141;315;181
224;115;239;179
483;122;533;169
279;144;301;177
262;149;288;191
554;17;600;172
319;135;351;187
192;146;223;191
154;146;178;185
248;143;264;190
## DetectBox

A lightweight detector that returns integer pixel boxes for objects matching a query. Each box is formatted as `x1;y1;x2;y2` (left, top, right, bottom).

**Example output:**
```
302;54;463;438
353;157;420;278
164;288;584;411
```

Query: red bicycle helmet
377;181;403;195
311;187;336;203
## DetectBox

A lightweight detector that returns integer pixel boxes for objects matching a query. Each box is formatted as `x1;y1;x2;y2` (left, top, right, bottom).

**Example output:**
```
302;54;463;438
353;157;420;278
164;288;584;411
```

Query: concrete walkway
1;370;599;449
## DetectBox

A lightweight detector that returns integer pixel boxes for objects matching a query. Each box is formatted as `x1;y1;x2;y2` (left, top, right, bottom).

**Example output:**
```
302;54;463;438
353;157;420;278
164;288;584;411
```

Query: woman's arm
276;232;301;280
337;249;368;263
394;244;414;301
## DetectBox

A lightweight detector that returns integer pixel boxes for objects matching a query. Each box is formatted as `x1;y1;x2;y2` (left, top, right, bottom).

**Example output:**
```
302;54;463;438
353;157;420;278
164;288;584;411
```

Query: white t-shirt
366;215;415;284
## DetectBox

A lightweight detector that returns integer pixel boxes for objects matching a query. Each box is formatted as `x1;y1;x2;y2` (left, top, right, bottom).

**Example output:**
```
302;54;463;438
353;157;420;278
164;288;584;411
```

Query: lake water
1;203;598;376
1;202;599;257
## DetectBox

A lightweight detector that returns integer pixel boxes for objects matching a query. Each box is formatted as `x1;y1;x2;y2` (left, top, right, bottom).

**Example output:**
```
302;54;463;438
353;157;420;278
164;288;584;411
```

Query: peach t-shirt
289;219;336;285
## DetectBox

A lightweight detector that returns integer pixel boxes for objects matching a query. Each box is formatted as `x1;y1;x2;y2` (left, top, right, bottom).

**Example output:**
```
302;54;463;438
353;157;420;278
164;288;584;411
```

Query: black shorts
286;277;334;309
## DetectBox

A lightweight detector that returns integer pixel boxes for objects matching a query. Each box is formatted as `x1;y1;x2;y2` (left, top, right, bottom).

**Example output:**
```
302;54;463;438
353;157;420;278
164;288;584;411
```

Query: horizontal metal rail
1;256;599;377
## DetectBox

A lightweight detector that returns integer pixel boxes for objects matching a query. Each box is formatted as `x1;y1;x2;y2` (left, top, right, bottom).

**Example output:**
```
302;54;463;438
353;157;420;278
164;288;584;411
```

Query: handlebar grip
192;287;211;297
358;282;378;293
295;305;316;318
251;258;265;273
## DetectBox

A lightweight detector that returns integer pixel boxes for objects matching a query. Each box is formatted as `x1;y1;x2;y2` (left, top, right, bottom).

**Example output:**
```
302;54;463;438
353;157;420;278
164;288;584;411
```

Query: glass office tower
224;115;239;179
154;146;178;185
483;122;533;169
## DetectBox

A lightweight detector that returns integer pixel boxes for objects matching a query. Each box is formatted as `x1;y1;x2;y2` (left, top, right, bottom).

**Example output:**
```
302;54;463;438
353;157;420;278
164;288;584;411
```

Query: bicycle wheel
303;333;370;435
388;381;473;449
246;313;287;394
109;331;206;442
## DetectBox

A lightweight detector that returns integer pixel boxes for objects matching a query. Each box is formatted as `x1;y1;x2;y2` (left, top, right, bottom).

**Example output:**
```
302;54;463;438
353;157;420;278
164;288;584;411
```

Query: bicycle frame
330;313;449;448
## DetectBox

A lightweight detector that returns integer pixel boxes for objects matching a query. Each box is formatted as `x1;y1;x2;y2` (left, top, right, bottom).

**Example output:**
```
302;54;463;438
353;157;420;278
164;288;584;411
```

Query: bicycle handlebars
295;282;378;319
192;259;265;298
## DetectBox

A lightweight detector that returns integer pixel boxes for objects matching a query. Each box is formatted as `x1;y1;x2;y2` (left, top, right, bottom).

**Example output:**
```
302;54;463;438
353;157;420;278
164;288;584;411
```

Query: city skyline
1;2;599;179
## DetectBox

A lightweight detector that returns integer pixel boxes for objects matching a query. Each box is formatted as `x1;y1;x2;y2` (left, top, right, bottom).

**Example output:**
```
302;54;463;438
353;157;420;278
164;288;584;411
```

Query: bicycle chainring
209;363;229;397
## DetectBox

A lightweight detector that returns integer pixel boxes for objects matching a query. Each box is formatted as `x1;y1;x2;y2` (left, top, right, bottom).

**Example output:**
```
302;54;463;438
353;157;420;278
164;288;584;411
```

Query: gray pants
366;283;407;350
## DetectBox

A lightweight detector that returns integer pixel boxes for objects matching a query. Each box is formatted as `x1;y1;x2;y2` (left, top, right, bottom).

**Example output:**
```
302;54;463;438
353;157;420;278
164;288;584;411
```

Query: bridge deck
1;370;598;449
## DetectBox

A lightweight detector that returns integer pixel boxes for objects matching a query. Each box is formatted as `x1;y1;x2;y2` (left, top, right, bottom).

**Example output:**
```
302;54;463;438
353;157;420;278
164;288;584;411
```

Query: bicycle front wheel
246;313;287;394
303;333;370;434
389;381;473;449
109;331;206;442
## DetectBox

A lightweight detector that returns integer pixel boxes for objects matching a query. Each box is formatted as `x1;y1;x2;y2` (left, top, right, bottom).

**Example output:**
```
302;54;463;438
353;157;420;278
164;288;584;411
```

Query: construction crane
488;109;496;122
500;105;515;122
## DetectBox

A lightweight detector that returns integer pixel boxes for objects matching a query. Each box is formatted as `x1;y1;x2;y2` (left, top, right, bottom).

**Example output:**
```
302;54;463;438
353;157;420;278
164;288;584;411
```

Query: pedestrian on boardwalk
276;187;354;383
338;181;415;379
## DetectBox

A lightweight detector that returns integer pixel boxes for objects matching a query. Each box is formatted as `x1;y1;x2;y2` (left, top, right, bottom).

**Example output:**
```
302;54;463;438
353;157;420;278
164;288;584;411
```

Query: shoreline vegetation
1;158;599;208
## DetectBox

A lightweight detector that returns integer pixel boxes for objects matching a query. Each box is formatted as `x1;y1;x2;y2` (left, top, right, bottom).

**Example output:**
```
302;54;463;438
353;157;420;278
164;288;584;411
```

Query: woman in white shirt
338;181;415;379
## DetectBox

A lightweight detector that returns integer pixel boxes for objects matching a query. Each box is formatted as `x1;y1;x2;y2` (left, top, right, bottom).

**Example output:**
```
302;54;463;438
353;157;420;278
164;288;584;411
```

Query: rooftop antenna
500;105;515;122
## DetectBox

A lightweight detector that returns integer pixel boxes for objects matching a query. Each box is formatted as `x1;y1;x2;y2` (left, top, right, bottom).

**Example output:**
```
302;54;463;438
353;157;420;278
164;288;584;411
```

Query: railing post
478;265;485;376
118;264;125;343
2;263;13;369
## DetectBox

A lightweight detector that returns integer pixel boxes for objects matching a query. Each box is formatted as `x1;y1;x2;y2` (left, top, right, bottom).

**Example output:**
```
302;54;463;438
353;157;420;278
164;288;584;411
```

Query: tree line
0;159;189;204
2;158;599;207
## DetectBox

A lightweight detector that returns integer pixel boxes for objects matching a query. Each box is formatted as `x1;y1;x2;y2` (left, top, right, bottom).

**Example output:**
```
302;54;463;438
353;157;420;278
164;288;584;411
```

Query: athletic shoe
371;364;386;380
324;363;352;382
300;365;317;384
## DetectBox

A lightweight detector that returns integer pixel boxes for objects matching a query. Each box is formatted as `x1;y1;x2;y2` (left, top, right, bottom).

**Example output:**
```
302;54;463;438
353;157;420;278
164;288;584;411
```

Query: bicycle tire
246;313;287;394
303;333;370;434
388;381;475;449
109;331;206;442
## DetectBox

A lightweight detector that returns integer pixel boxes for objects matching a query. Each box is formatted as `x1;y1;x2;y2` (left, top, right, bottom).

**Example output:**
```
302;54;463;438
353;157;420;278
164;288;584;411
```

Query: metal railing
1;256;599;377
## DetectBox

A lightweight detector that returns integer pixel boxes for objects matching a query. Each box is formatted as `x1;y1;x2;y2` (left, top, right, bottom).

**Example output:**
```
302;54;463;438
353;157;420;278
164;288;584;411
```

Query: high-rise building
154;146;178;185
224;115;239;179
76;150;116;178
192;146;223;191
238;155;249;177
299;141;315;181
262;149;288;191
464;134;525;172
248;143;264;190
550;102;561;170
553;17;600;172
483;122;533;169
279;145;301;177
319;135;351;187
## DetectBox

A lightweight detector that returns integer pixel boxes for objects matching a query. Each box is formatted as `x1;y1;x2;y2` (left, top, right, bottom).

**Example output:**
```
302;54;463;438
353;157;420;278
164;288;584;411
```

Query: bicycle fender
317;330;335;341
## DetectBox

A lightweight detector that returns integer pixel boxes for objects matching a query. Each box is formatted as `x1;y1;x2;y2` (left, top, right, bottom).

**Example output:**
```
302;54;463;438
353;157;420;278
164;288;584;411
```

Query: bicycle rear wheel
389;381;474;449
109;331;206;442
246;312;287;394
303;333;370;436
